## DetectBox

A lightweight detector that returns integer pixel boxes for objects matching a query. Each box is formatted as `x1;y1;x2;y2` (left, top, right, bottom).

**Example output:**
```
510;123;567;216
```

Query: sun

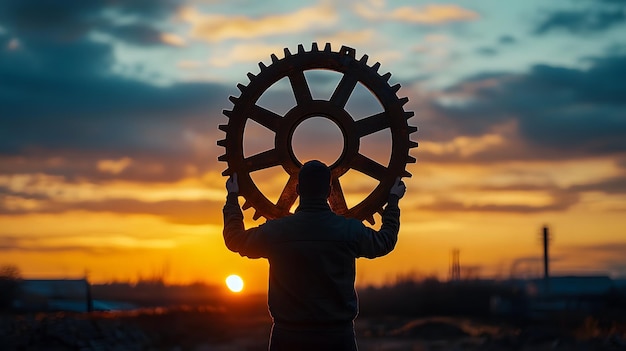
225;274;244;293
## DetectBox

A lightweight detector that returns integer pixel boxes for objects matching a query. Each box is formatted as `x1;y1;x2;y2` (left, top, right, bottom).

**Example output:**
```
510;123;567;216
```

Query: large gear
218;43;417;224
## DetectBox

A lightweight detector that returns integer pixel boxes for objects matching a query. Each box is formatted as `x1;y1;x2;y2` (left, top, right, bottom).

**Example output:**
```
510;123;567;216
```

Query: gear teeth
407;155;417;164
218;124;228;132
311;42;319;51
284;47;291;57
399;97;409;105
247;72;256;81
401;170;412;178
360;54;368;64
408;126;418;133
372;62;381;72
382;72;391;82
217;139;227;147
258;61;267;70
221;169;229;176
222;110;233;118
252;210;262;220
297;44;305;53
391;84;401;93
237;83;246;92
242;201;252;210
270;53;279;63
229;95;239;104
404;111;415;119
218;154;228;162
365;215;375;225
324;42;331;52
409;140;419;148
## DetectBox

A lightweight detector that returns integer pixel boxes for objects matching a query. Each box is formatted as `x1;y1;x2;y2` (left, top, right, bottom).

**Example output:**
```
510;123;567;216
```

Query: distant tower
450;249;460;281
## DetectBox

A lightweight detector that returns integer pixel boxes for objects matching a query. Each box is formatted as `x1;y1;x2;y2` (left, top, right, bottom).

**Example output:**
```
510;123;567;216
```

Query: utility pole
542;225;551;293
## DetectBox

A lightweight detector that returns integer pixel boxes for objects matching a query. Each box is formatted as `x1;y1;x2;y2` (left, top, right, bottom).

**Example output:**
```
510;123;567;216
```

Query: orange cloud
179;4;337;42
97;157;133;175
390;5;478;24
355;3;478;24
160;32;186;46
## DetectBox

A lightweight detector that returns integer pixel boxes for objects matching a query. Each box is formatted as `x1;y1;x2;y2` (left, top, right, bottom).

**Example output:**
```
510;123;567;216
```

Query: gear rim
218;43;417;224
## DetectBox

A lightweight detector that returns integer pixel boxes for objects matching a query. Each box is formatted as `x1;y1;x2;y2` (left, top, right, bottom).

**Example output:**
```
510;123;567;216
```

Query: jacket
222;193;401;326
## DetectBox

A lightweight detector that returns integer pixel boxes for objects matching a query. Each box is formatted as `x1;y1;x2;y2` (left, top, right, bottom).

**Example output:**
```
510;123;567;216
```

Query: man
223;160;406;350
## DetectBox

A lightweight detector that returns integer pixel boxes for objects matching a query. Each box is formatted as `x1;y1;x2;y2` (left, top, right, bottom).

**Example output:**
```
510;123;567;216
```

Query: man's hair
298;160;331;199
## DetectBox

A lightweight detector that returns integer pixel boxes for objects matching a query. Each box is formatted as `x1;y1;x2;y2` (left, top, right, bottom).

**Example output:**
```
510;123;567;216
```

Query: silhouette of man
223;160;406;350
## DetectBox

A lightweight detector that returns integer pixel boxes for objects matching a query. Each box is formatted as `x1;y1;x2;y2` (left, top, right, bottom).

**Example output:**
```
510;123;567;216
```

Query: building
14;279;93;313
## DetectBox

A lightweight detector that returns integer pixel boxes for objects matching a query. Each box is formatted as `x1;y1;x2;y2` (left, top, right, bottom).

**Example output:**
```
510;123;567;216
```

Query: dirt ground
2;309;626;350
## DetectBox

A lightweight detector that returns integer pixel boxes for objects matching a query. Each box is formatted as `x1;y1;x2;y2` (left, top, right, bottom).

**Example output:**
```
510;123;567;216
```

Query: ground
2;308;626;351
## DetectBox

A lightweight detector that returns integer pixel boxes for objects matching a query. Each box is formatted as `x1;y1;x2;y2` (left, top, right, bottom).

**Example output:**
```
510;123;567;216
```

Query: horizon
1;0;625;293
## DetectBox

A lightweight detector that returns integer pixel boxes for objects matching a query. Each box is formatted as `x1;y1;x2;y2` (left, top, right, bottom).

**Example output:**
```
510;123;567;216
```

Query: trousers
269;323;358;351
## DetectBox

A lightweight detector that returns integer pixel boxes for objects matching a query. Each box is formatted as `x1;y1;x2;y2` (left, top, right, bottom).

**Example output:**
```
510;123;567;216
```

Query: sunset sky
1;0;625;292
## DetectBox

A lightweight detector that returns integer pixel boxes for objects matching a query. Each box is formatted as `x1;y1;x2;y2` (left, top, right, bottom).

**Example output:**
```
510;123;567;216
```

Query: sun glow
226;274;244;293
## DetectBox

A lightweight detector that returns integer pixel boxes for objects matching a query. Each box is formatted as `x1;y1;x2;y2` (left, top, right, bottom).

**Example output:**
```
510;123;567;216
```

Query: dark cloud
498;35;516;44
430;53;626;161
0;0;182;43
0;236;152;255
570;242;626;256
570;176;626;194
418;188;579;214
0;0;230;184
534;8;626;35
476;47;497;56
0;197;226;226
105;23;172;46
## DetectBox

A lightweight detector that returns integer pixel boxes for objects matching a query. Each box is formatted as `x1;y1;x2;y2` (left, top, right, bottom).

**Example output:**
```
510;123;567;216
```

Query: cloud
534;8;626;35
0;234;173;254
418;187;579;214
476;47;497;56
355;3;478;24
105;24;186;47
498;35;516;44
180;4;337;42
97;157;134;175
0;196;226;225
0;0;231;175
570;176;626;194
0;0;183;45
0;31;228;163
429;53;626;161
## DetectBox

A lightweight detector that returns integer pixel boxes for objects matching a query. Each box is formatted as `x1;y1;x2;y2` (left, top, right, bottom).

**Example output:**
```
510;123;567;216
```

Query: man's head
297;160;331;199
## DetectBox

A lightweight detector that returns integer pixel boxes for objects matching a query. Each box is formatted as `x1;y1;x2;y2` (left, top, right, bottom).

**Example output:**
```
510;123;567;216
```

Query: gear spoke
288;71;312;105
330;74;358;108
355;112;389;137
351;153;388;181
249;105;282;132
329;177;348;215
244;149;281;172
276;175;299;211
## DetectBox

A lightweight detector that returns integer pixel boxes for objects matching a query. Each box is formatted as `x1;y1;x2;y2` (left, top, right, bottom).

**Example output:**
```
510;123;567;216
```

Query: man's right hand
389;177;406;199
226;173;239;194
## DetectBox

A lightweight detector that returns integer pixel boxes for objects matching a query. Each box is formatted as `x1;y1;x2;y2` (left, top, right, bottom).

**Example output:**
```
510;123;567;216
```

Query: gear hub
218;43;417;224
